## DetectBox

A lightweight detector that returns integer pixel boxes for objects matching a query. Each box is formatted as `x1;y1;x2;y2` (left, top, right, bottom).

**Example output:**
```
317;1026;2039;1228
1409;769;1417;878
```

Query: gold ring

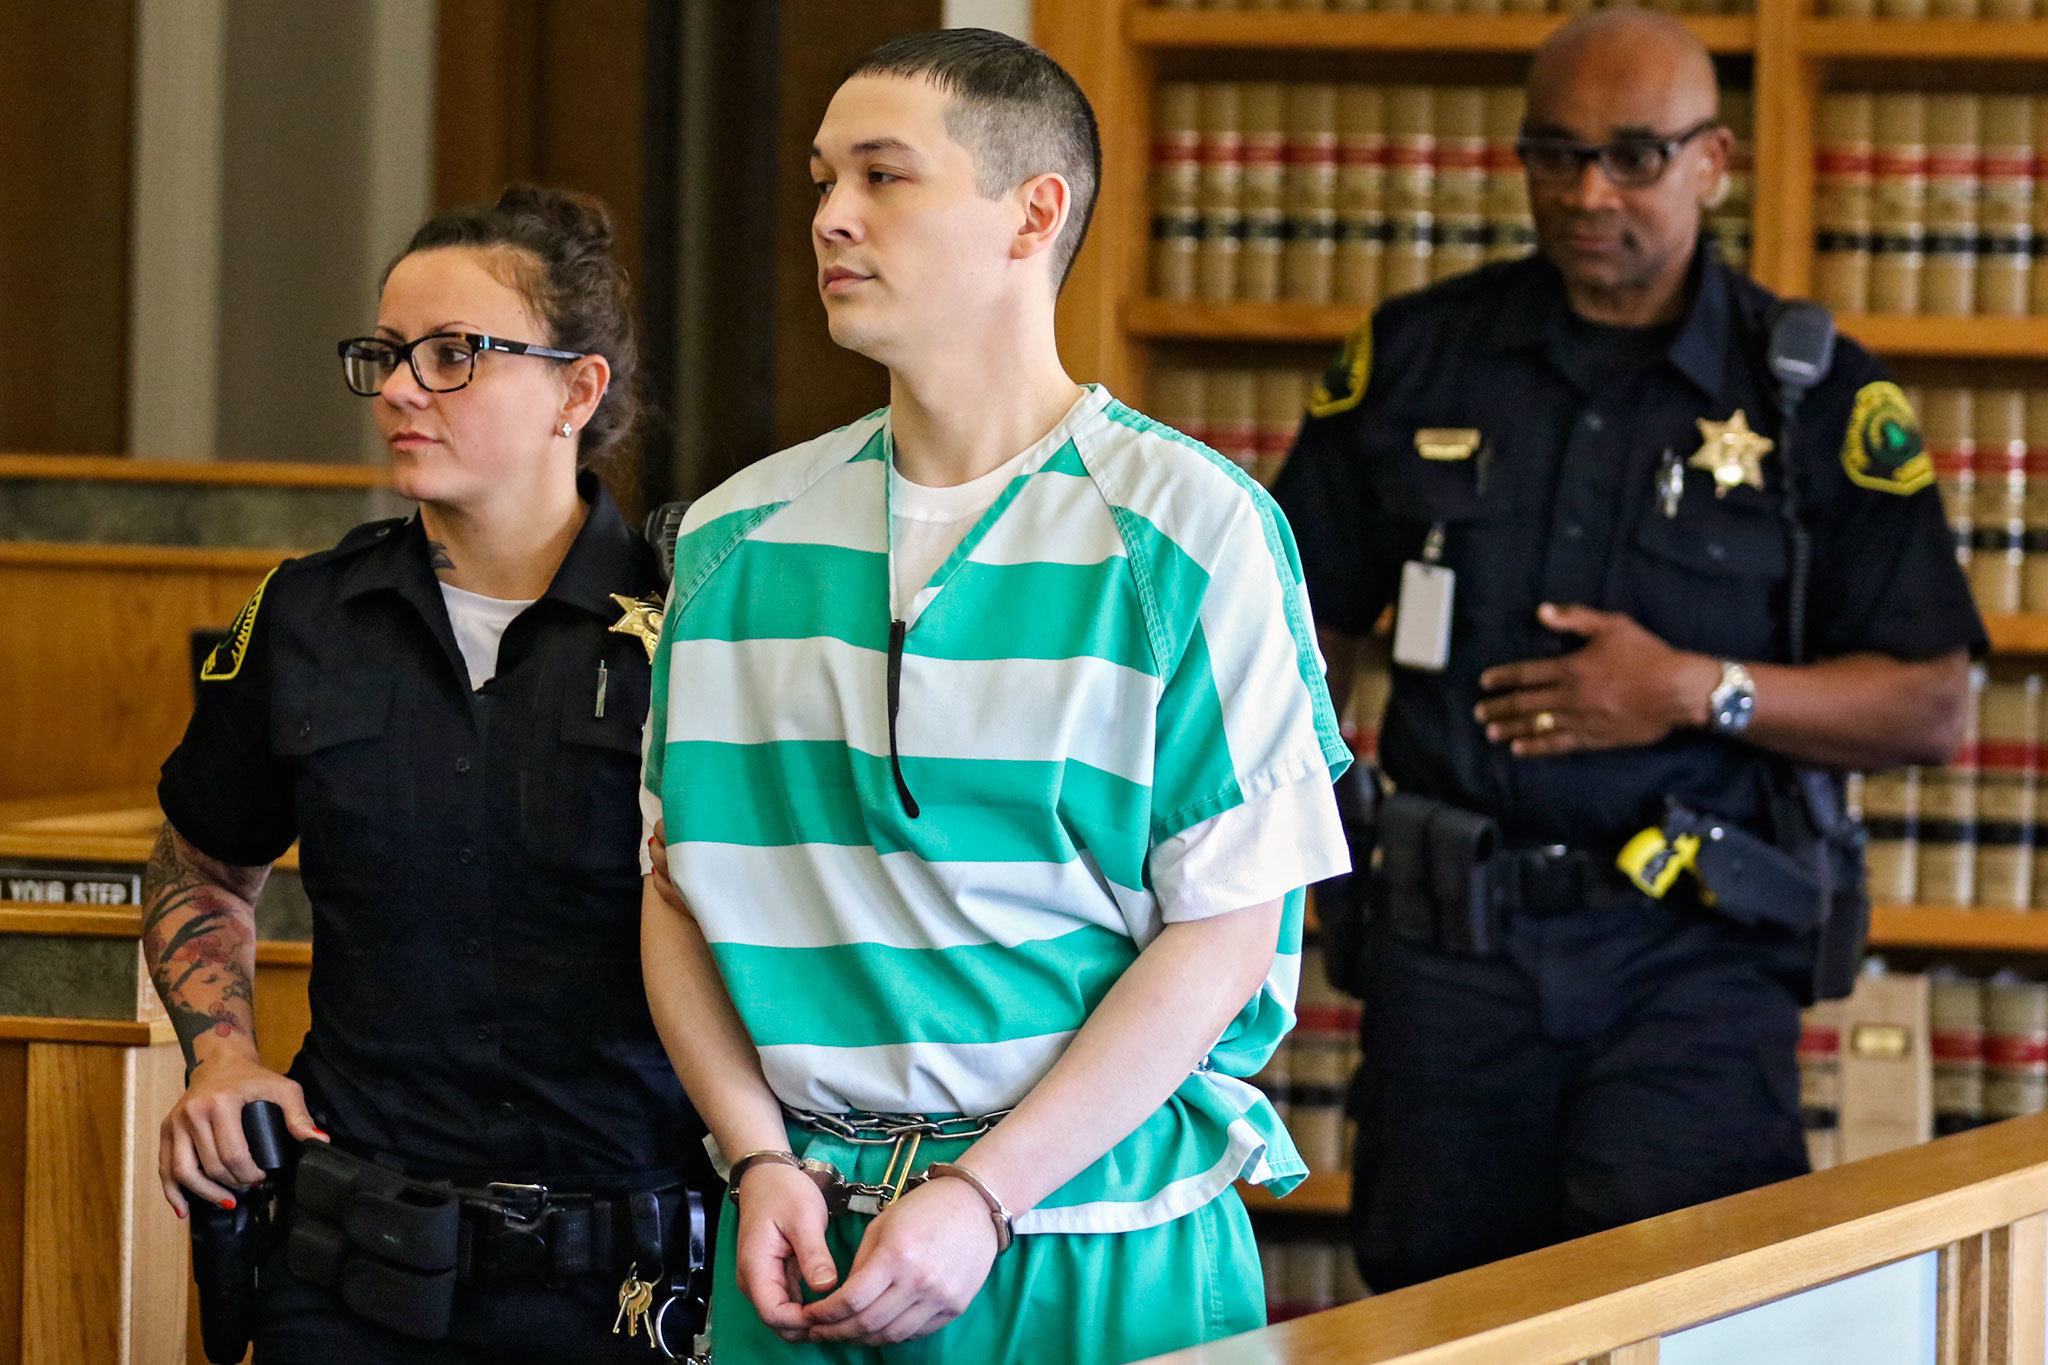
1534;711;1557;734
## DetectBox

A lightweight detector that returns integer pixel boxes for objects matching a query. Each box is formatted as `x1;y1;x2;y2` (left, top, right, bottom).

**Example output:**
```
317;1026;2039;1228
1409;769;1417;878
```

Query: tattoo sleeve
141;822;272;1073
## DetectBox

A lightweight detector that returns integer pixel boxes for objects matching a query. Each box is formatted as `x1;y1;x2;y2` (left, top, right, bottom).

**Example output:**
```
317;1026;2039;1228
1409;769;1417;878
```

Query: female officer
145;185;706;1362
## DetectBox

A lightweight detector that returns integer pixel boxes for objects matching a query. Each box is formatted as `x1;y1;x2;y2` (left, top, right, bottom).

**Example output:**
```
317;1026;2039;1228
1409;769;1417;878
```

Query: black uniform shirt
160;472;702;1182
1273;247;1987;853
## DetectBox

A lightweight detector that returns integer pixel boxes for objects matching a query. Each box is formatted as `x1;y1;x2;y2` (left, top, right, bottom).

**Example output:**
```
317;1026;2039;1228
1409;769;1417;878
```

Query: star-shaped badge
1688;409;1774;498
608;593;664;663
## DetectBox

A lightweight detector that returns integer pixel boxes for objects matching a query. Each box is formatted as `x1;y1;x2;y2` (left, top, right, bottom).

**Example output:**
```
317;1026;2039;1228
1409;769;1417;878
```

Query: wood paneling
0;549;274;801
0;2;134;453
21;1040;184;1365
0;1042;26;1365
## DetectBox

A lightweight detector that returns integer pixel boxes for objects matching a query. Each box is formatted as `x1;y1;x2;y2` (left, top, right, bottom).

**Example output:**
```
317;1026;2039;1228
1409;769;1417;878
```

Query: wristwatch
1706;659;1757;736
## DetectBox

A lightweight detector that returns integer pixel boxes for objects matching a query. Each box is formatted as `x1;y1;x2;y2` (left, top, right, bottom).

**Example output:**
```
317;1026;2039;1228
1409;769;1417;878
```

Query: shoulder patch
1840;381;1932;496
1306;321;1371;419
201;568;277;683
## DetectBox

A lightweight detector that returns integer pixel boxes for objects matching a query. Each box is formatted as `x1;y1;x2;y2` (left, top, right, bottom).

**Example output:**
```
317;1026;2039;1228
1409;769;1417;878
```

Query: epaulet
332;516;408;556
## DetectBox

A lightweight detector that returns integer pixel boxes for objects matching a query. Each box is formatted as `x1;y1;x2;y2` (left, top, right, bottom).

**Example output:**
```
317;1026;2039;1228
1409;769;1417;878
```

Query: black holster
190;1101;292;1364
1316;762;1380;998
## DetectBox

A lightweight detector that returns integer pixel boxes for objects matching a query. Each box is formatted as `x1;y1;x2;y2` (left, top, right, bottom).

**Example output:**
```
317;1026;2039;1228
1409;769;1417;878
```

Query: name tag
1414;428;1481;462
1392;561;1455;672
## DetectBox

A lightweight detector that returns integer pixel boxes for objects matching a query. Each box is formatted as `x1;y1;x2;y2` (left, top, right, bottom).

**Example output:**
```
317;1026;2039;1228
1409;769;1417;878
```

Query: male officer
1273;8;1983;1291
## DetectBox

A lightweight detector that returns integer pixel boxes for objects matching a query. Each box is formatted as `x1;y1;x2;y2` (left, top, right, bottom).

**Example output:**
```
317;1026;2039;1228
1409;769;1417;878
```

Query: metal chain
782;1107;1011;1145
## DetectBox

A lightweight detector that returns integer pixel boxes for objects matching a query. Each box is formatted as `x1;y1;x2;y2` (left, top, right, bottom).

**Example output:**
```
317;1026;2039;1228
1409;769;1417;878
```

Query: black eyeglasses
1513;119;1721;190
337;332;587;397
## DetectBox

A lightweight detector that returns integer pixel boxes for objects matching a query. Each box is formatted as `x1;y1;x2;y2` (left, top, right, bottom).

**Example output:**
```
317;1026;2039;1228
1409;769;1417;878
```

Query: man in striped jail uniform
637;28;1352;1365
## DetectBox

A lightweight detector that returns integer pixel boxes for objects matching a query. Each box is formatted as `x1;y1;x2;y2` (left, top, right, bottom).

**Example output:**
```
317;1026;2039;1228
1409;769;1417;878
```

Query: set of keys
614;1262;660;1346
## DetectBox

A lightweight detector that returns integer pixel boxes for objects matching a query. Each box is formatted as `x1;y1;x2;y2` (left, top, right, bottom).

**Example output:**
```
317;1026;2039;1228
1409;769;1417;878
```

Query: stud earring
559;422;574;437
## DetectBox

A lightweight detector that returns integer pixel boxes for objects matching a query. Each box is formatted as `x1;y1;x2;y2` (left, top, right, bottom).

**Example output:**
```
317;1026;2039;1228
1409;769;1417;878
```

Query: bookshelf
1871;904;2048;952
1037;0;2048;410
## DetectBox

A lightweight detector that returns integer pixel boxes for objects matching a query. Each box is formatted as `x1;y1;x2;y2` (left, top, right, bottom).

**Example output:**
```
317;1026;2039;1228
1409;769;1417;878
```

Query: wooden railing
1150;1111;2048;1364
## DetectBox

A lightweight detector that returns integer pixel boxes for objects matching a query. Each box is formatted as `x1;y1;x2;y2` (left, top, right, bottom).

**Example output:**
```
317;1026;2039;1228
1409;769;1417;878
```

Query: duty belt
781;1107;1009;1217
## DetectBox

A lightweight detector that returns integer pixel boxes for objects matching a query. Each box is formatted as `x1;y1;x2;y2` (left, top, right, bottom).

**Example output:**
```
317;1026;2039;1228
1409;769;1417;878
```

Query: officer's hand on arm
1477;603;1721;758
142;822;326;1216
646;819;687;914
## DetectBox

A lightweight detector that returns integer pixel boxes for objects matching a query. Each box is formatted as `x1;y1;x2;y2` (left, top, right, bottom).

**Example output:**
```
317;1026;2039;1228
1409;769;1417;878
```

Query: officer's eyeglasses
1514;119;1721;189
337;332;587;397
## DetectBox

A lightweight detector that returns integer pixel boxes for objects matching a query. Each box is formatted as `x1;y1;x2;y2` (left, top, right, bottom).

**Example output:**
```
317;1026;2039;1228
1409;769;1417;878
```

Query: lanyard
882;426;921;818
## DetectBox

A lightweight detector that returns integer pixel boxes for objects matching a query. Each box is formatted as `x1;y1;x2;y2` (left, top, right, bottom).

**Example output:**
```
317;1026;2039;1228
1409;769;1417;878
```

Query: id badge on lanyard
1392;522;1453;672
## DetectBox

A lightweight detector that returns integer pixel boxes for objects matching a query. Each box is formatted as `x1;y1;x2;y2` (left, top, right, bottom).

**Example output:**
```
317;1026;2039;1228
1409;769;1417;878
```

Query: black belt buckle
472;1183;552;1283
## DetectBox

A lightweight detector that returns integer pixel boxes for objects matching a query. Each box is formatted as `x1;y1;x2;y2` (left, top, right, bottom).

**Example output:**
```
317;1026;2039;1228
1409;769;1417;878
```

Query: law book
1972;388;2028;615
1984;975;2048;1120
1985;0;2032;23
1484;86;1534;264
1152;83;1203;301
1878;0;1932;26
1924;385;1977;573
1814;92;1876;315
1820;0;1876;22
1197;82;1246;303
1242;83;1288;303
1975;672;2040;908
1335;84;1388;309
1383;85;1437;300
1260;1241;1293;1321
1151;364;1207;449
1713;90;1755;272
1862;766;1921;904
2032;96;2048;316
1915;661;1984;908
1283;83;1340;305
1254;368;1309;488
1922;93;1981;317
1931;972;1988;1135
2025;391;2048;613
1431;87;1490;282
1930;0;1981;23
1208;368;1260;474
1977;95;2034;318
1837;971;1934;1163
1798;1001;1843;1171
1870;93;1929;315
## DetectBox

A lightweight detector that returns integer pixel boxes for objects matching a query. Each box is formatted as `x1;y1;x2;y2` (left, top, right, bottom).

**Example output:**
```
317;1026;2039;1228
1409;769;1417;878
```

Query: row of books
1815;92;2048;318
1151;80;1755;309
1154;0;1752;13
1262;1238;1371;1321
1818;0;2040;17
1853;670;2048;910
1799;968;2048;1170
1912;384;2048;615
1151;364;1320;484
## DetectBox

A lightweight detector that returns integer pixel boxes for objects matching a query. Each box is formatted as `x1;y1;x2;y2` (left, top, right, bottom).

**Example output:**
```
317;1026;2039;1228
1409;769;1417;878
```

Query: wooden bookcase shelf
1870;905;2048;953
1986;614;2048;655
1041;0;2048;399
1796;17;2048;59
1242;1170;1351;1216
1125;9;1758;54
1839;315;2048;360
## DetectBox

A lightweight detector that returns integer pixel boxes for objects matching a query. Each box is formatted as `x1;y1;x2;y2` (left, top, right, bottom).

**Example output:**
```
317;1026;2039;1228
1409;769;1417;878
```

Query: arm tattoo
141;822;271;1072
427;539;455;572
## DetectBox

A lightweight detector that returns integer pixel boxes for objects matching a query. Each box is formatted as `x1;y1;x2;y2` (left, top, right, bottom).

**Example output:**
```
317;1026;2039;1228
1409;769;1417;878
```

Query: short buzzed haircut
845;28;1102;290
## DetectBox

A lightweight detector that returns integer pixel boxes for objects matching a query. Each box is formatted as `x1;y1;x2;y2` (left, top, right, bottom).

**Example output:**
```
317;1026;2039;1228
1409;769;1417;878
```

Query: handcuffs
727;1109;1017;1255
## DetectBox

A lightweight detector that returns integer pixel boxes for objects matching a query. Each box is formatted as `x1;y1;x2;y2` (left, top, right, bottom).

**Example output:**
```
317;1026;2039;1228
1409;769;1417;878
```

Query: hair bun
493;183;616;253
